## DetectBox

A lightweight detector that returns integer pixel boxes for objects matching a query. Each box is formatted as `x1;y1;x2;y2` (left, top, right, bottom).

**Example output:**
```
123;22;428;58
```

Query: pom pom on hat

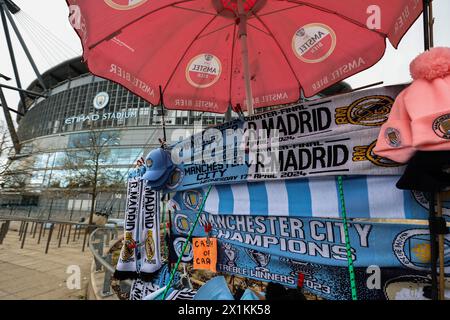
410;47;450;81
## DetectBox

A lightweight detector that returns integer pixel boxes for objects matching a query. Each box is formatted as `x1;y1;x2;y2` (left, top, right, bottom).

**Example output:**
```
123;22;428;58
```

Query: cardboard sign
193;238;217;272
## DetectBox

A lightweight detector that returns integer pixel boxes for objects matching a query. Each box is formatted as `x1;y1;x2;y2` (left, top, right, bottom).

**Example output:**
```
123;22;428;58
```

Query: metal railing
88;226;132;298
0;204;124;222
0;215;113;253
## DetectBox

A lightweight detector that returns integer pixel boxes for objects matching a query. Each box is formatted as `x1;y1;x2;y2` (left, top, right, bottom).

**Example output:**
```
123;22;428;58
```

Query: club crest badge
145;230;155;261
335;95;394;126
384;127;402;147
166;168;184;190
353;140;402;167
182;190;203;211
93;92;109;110
392;229;450;273
121;231;136;262
174;213;191;235
173;237;193;262
432;113;450;139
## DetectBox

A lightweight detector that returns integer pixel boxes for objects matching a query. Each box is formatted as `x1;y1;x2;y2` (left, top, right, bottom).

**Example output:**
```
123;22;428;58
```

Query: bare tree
0;124;12;177
63;129;123;227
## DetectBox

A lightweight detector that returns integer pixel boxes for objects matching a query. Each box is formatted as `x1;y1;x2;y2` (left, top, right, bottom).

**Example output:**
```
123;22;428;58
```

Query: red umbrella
67;0;422;114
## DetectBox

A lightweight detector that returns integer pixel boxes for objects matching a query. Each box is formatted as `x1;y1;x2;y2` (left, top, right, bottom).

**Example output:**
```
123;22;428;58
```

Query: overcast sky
1;0;450;126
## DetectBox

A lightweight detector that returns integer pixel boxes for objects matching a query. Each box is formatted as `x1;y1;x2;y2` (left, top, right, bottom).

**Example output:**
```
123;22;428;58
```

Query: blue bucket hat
142;148;173;183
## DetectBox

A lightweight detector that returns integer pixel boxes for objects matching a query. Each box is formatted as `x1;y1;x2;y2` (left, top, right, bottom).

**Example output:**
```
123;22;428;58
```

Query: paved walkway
0;223;92;300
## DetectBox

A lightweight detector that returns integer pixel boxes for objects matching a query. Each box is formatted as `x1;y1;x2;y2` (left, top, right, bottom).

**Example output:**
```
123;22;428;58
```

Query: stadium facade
0;57;350;221
0;57;231;221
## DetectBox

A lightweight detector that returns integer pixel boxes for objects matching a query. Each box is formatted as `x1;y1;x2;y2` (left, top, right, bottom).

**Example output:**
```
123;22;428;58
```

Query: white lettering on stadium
64;110;138;125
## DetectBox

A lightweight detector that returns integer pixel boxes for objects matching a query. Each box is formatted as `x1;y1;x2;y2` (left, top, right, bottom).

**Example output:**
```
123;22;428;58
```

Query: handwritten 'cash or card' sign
193;238;217;272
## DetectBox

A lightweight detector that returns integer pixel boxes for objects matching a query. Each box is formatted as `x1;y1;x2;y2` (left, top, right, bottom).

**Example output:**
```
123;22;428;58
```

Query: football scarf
129;278;147;300
139;185;163;281
166;85;407;193
114;176;142;280
130;266;197;300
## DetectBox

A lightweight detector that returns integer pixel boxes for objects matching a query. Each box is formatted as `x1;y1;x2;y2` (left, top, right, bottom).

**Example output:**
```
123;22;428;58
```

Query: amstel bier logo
432;113;450;140
292;23;336;63
186;54;222;88
352;140;401;167
335;95;394;126
104;0;148;10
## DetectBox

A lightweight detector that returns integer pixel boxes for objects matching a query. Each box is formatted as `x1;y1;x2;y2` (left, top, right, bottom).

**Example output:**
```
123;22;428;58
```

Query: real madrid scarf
172;128;406;192
114;176;142;280
170;85;405;165
167;86;407;192
139;185;163;281
130;279;197;300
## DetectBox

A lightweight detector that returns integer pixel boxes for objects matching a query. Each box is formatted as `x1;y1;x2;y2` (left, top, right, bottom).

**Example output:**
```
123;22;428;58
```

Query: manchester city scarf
167;85;406;191
139;185;163;281
170;128;406;192
114;176;142;280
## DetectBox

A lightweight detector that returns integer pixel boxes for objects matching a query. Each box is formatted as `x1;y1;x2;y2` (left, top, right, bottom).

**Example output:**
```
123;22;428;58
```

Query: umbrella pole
423;0;431;50
427;192;439;300
436;192;447;300
159;85;167;143
429;0;435;47
237;0;254;116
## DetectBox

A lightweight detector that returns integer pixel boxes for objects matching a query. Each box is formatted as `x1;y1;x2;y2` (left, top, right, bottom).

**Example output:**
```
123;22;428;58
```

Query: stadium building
0;56;350;221
0;57;231;221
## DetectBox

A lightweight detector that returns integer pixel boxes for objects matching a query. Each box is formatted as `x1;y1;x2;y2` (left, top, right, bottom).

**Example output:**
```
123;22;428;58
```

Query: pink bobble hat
373;47;450;163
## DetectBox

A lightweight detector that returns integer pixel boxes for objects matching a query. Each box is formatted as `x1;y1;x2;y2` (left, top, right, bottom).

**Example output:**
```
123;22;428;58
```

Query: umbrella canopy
67;0;422;114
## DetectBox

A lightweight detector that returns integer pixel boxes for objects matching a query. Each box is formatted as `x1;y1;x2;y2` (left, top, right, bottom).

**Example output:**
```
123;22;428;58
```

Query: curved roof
18;56;89;115
25;56;88;93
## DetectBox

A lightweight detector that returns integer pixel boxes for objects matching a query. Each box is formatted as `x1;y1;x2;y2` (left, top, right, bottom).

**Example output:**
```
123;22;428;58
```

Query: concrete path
0;225;91;300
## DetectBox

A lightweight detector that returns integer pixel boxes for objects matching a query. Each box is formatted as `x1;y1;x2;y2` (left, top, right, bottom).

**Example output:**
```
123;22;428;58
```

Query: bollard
73;224;78;242
20;222;29;249
45;223;54;254
18;221;25;241
0;222;8;244
58;224;65;248
82;226;89;252
56;224;62;240
32;222;38;238
0;223;4;244
37;222;44;244
66;225;72;245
